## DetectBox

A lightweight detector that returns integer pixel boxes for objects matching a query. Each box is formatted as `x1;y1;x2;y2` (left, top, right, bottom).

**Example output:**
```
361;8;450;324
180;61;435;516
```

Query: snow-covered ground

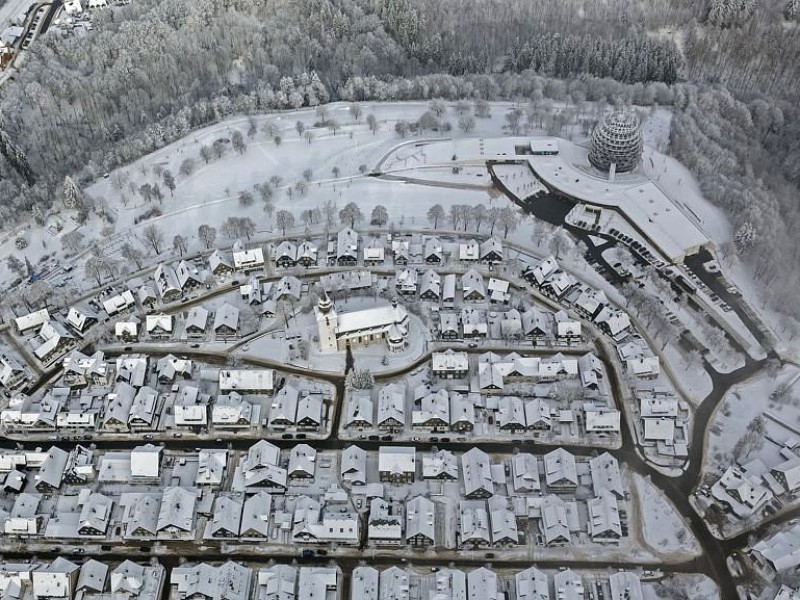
704;364;800;474
644;574;720;600
632;473;701;558
0;0;33;29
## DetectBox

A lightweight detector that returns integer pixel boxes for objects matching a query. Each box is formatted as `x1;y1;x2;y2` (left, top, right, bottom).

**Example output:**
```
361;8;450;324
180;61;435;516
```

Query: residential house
461;307;488;338
344;391;374;429
78;493;113;536
439;312;460;340
432;350;468;379
442;274;456;307
480;238;503;263
209;250;234;277
378;384;405;432
0;354;26;391
102;290;136;316
412;389;449;431
291;496;359;545
296;394;323;430
213;392;256;428
176;260;203;293
232;239;266;273
540;496;570;545
241;492;272;538
515;567;550;600
587;492;622;541
297;241;318;267
422;449;458;480
214;304;240;338
336;228;359;266
288;444;316;479
522;307;551;340
275;241;298;267
146;314;173;339
115;320;139;342
379;447;416;483
153;264;182;303
449;394;476;432
589;453;624;499
138;285;158;312
419;270;441;301
171;562;252;600
467;568;498;600
363;239;386;266
462;270;486;302
459;240;480;262
488;495;518;546
392;239;410;265
341;445;367;486
185;307;210;338
462;448;494;499
460;500;490;547
552;570;583;600
395;269;418;295
368;498;403;546
15;309;50;335
65;306;98;336
543;448;578;491
511;453;541;494
405;496;435;547
34;321;77;363
424;237;443;264
275;276;302;302
209;495;243;538
609;573;643;600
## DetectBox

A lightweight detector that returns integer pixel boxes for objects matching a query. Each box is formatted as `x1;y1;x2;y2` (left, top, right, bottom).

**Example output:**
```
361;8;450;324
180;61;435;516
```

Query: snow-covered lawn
632;473;701;558
644;574;719;600
704;364;800;474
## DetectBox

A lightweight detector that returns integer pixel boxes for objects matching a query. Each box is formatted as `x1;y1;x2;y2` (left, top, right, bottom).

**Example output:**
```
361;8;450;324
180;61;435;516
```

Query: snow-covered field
632;473;701;557
1;100;775;407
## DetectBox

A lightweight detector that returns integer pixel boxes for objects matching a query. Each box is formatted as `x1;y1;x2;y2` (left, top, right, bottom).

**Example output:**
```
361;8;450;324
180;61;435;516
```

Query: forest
1;0;800;318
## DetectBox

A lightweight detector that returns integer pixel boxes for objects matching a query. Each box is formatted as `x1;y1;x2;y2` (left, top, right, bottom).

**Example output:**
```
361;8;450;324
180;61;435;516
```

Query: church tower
314;290;338;352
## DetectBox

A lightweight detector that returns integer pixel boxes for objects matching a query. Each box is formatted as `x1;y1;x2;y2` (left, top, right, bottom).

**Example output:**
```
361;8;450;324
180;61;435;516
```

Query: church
315;291;409;353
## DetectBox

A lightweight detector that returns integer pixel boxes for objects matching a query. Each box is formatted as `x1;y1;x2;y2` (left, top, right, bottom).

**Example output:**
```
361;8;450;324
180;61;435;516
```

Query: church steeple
315;289;338;352
318;289;333;314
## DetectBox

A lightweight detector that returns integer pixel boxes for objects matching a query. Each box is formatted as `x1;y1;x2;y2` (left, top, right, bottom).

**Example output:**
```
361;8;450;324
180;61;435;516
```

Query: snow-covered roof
146;313;173;334
378;446;415;476
609;572;643;600
543;448;577;487
540;495;570;545
15;309;50;332
214;303;240;331
587;491;622;539
219;369;274;393
589;452;623;498
462;448;493;498
336;303;408;336
511;453;540;494
232;241;265;269
527;138;711;262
